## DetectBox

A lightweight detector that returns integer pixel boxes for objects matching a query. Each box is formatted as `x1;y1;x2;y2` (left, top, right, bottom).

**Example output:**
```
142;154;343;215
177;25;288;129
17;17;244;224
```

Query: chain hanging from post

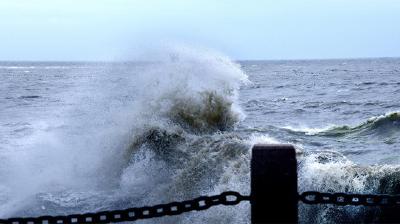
299;191;400;206
0;191;250;224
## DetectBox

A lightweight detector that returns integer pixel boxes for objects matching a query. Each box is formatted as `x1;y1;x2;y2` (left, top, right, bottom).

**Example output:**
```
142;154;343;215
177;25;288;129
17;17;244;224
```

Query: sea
0;48;399;223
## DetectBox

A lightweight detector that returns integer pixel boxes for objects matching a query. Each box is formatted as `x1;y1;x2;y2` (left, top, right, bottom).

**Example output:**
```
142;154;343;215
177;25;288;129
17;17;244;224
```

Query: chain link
0;191;250;224
299;191;400;206
3;191;400;224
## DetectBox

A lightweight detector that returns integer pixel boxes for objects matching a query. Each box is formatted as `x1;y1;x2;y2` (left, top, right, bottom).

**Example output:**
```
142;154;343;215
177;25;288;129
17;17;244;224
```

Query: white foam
132;44;249;122
247;133;280;145
283;125;336;135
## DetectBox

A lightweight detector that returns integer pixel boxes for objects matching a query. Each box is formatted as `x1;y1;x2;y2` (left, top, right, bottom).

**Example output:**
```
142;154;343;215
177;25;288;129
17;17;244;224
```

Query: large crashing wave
125;45;249;152
120;46;252;223
0;46;253;223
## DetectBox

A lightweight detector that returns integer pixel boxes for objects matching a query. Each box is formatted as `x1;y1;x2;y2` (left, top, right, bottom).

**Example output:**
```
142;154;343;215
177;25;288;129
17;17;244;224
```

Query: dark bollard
251;144;298;223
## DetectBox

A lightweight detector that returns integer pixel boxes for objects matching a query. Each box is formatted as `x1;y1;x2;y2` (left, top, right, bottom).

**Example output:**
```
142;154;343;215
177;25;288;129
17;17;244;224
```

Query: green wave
168;91;240;133
317;112;400;137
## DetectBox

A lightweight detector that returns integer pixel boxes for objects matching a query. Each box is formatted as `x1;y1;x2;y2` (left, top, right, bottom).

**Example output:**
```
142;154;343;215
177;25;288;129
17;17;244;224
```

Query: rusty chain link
0;191;250;224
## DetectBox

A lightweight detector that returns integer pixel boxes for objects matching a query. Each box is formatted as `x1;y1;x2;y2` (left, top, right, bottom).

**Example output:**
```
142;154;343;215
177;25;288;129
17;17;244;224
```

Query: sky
0;0;399;61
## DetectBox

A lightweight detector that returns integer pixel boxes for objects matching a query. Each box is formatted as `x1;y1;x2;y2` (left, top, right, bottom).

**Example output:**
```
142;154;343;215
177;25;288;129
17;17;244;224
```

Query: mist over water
0;47;400;223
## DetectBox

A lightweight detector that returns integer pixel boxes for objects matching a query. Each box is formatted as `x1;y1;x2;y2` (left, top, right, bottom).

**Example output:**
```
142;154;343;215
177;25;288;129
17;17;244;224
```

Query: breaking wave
117;46;257;223
0;46;258;224
285;111;400;137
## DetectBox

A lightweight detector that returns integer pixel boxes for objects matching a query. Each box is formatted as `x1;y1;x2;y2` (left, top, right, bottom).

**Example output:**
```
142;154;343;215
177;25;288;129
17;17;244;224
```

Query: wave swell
285;112;400;137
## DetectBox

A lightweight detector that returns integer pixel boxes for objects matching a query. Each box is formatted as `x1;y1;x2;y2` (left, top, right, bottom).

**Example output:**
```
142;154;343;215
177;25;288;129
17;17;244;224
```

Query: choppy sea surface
1;50;399;223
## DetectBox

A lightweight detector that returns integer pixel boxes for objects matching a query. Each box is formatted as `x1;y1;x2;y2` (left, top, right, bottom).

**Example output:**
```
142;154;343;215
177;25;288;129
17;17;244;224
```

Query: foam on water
299;150;400;222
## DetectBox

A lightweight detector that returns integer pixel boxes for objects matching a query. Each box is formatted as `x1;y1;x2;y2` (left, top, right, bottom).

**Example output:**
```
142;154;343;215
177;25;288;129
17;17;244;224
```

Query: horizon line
0;56;399;63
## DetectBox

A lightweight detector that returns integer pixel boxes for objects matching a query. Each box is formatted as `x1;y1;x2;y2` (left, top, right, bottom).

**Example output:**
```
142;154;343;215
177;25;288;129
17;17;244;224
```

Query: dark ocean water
240;59;400;165
0;54;399;223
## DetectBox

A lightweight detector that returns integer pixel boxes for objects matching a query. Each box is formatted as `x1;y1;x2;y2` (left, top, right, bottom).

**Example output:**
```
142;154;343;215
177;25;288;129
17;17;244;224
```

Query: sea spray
0;46;254;222
116;46;255;223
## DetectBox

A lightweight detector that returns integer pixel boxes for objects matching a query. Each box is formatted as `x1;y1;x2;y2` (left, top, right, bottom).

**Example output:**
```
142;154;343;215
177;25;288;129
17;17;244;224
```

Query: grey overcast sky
0;0;399;61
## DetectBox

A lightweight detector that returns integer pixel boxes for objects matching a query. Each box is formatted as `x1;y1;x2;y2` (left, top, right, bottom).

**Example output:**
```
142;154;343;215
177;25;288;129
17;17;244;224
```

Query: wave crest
321;112;399;137
285;112;400;137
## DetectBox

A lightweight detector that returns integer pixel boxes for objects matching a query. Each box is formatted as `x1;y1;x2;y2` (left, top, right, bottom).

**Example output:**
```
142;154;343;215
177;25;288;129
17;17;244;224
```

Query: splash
116;45;255;223
0;46;252;223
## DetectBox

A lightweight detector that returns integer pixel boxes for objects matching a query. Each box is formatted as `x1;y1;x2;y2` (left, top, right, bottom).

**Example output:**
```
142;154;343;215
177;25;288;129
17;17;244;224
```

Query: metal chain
0;191;250;224
3;191;399;224
299;191;400;206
